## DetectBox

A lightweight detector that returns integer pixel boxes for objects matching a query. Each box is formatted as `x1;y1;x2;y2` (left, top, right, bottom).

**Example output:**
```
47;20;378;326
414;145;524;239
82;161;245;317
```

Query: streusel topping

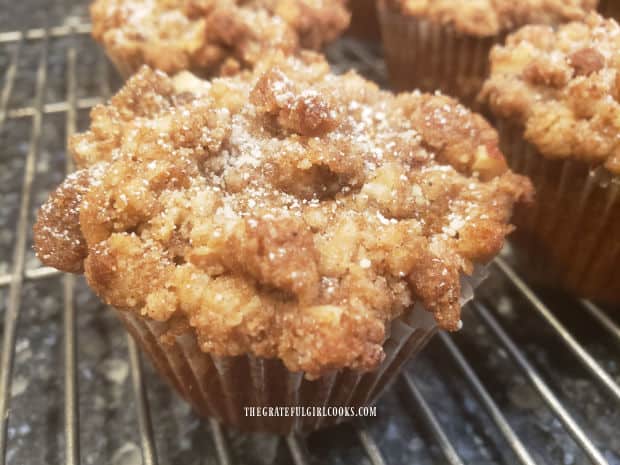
34;53;532;378
481;14;620;174
91;0;349;77
382;0;597;37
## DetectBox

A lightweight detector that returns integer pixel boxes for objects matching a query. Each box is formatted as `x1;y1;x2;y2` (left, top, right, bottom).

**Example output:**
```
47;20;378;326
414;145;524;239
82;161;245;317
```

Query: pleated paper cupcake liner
105;50;142;80
116;268;487;434
497;121;620;303
599;0;620;20
347;0;381;41
378;4;499;109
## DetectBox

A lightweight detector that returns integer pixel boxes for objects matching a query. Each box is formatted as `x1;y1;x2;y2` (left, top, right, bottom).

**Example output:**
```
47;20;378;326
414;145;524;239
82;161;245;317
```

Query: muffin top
382;0;597;37
91;0;350;76
34;53;531;378
481;14;620;174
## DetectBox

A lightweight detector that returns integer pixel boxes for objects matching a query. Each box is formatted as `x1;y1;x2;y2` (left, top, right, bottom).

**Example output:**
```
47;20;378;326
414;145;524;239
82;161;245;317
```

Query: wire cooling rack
0;2;619;464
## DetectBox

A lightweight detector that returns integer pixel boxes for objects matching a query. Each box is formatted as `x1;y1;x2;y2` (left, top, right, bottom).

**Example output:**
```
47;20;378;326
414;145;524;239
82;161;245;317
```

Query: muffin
90;0;350;78
599;0;620;19
346;0;381;41
34;52;532;433
378;0;597;107
480;14;620;303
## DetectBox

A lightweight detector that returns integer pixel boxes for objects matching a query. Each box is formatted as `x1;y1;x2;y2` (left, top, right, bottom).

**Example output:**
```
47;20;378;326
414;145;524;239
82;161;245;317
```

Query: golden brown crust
33;166;106;273
480;14;620;175
35;53;532;378
90;0;350;77
381;0;597;37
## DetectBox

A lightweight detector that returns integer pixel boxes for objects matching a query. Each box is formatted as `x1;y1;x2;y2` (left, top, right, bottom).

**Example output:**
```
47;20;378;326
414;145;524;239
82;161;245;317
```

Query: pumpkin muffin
90;0;350;77
34;52;531;433
378;0;597;107
480;13;620;303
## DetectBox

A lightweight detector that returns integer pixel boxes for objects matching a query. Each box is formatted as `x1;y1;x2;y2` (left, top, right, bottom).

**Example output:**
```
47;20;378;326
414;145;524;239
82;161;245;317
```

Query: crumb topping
34;53;532;378
33;166;106;273
91;0;350;76
381;0;597;37
481;14;620;174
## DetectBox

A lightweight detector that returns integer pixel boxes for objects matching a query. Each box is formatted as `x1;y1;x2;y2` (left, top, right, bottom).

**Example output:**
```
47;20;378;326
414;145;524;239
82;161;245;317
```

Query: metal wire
0;19;618;465
439;333;539;465
402;373;465;465
127;337;159;465
0;36;21;126
63;273;79;465
208;419;232;465
0;267;61;287
580;300;620;346
355;425;388;465
286;434;312;465
6;97;103;120
0;23;91;43
0;25;49;465
495;258;620;403
472;302;610;465
63;20;80;465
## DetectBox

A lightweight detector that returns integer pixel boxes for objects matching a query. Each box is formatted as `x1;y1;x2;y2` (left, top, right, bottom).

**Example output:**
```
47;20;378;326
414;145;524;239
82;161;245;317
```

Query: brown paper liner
105;50;141;80
599;0;620;20
378;4;500;108
497;121;620;303
346;0;381;41
115;270;486;434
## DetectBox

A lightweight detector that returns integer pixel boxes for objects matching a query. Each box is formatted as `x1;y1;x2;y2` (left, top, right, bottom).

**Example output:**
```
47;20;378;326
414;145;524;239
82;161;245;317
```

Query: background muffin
34;52;531;433
480;13;620;303
378;0;597;107
90;0;350;78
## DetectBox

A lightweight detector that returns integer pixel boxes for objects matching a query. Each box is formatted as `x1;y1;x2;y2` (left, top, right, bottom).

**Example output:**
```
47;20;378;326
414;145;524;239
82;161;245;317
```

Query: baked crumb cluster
382;0;597;36
90;0;349;77
481;14;620;174
34;53;531;378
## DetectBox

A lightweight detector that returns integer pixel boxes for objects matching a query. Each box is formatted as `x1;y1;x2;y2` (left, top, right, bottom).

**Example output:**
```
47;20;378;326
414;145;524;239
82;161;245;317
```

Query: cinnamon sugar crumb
34;53;532;378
